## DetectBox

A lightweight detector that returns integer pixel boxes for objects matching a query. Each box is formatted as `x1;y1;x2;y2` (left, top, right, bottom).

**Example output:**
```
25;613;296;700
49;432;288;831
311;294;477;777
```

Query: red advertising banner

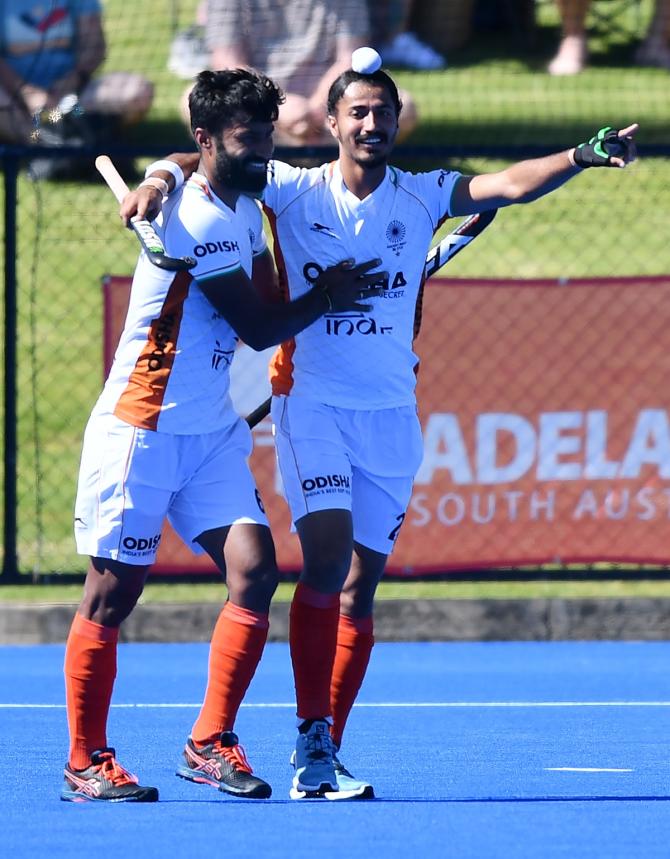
103;275;670;574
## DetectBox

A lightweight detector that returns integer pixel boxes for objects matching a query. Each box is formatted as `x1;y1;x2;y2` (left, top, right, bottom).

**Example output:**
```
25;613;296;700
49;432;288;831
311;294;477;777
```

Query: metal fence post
2;149;19;583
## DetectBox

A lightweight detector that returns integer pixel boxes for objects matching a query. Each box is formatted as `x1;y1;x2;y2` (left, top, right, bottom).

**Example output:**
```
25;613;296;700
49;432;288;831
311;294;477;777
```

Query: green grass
4;577;670;604
2;0;669;577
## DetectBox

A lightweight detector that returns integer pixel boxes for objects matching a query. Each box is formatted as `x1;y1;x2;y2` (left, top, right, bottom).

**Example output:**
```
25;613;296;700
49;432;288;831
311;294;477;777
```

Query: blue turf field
2;641;670;858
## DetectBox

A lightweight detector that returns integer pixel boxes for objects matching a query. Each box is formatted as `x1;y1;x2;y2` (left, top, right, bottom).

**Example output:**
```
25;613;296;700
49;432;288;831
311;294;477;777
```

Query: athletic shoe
167;25;207;79
330;753;375;800
289;719;338;799
547;35;587;76
60;748;159;802
379;32;446;70
289;748;375;800
176;731;272;799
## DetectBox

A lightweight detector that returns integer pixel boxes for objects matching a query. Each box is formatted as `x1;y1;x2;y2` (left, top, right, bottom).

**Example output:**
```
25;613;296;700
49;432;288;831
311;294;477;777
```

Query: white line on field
545;767;634;773
2;701;670;709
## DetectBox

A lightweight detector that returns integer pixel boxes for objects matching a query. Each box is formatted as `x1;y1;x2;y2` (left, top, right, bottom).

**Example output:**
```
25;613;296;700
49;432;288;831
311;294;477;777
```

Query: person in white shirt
171;0;418;143
123;51;637;800
62;67;382;804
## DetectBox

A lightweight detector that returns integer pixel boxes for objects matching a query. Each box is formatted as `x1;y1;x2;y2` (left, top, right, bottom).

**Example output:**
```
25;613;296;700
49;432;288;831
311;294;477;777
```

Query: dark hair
326;69;402;118
189;68;285;136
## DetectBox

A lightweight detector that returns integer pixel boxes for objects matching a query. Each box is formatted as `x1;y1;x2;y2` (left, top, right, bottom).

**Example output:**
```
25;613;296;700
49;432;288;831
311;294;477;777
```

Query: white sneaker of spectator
379;32;446;70
168;25;208;79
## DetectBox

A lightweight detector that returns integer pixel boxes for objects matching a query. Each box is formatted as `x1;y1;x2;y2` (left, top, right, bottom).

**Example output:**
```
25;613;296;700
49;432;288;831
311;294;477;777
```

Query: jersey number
387;513;406;543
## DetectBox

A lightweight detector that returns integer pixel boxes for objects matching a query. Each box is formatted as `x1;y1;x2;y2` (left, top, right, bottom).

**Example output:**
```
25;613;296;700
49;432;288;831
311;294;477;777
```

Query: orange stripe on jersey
262;203;296;396
113;271;192;430
269;339;297;396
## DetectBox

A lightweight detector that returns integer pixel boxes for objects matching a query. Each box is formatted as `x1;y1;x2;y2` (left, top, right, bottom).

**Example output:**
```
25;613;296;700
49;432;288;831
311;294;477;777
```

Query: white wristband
144;159;185;193
138;177;169;197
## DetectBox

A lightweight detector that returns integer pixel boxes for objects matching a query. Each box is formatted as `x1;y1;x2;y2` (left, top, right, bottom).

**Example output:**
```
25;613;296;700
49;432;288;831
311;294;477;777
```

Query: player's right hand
119;185;163;226
314;258;387;312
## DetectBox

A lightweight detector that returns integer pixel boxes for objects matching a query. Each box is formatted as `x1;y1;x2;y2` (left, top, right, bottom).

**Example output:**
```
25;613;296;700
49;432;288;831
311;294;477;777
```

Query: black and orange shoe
60;748;159;802
176;731;272;799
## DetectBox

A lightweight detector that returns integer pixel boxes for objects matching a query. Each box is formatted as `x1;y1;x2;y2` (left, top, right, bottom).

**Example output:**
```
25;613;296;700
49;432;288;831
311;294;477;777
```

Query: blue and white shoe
289;719;338;799
327;753;375;800
289;731;375;800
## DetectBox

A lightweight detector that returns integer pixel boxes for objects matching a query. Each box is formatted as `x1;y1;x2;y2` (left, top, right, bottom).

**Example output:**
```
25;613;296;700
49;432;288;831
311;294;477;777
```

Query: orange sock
64;612;119;770
191;601;269;745
289;582;340;720
330;614;374;749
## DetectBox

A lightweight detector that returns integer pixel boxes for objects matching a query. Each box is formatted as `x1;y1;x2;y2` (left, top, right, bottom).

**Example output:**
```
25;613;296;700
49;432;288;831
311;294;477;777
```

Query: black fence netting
1;0;669;578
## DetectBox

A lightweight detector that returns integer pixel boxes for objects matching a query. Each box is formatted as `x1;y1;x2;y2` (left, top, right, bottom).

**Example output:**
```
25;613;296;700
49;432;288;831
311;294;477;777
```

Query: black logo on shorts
122;534;161;553
302;474;351;493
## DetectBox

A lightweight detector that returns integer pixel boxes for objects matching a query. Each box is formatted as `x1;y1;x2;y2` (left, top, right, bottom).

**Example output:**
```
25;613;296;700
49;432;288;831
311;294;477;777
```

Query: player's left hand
572;124;638;168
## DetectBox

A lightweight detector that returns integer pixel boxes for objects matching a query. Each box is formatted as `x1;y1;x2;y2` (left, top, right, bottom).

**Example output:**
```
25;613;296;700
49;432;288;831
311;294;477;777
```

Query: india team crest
386;220;407;256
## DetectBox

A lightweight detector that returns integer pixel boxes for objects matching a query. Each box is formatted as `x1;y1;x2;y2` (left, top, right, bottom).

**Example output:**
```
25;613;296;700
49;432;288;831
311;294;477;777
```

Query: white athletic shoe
327;754;375;800
547;35;587;76
379;32;446;70
167;26;208;79
289;719;338;799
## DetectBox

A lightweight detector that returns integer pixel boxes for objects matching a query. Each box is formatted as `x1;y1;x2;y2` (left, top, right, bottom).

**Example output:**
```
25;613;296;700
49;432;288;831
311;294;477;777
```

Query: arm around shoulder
196;266;330;351
449;124;638;217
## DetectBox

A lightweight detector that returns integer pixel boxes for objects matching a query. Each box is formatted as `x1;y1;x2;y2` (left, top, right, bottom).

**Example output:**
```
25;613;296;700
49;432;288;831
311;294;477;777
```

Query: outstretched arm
450;124;638;217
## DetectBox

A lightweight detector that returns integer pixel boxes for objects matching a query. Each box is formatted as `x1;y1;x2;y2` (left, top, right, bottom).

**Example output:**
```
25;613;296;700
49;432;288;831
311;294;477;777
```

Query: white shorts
74;413;268;565
271;396;423;554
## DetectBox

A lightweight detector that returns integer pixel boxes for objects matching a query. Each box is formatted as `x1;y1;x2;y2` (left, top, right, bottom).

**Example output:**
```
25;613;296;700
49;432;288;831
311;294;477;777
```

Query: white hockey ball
351;47;382;74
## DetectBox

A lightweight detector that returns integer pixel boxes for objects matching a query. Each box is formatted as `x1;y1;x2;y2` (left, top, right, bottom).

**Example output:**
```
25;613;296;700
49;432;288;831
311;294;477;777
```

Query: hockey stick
95;155;196;272
423;207;497;279
245;208;498;428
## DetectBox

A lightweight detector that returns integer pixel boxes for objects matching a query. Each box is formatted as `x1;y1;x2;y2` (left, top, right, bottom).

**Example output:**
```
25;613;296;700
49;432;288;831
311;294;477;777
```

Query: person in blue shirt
0;0;153;147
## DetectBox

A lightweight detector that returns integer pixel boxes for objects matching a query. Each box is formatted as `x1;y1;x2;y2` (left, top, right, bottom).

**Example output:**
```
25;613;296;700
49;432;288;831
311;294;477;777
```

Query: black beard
214;148;267;193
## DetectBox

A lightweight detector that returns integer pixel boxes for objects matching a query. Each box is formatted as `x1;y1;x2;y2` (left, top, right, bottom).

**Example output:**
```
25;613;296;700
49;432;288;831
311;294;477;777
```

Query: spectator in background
371;0;447;69
635;0;670;67
174;0;418;144
0;1;153;149
549;0;670;75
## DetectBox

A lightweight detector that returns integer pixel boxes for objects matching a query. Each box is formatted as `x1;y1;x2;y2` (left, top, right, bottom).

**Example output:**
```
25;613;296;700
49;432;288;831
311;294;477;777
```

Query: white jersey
94;173;267;434
263;160;460;409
